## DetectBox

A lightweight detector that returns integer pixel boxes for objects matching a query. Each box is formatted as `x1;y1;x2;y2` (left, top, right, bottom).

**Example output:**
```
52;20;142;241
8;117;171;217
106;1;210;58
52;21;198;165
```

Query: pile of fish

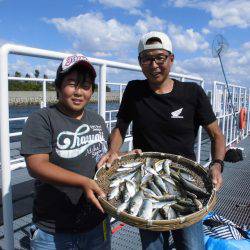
107;158;210;221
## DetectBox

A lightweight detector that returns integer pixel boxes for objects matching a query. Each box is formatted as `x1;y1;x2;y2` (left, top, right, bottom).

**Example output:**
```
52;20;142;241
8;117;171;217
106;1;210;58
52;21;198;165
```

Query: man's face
139;49;174;85
57;70;93;114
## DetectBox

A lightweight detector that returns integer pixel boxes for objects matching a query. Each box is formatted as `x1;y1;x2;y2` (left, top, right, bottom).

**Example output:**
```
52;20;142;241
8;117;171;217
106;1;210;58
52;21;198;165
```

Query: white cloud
169;0;250;29
202;28;210;35
46;12;167;56
93;51;112;57
95;0;143;10
9;59;58;78
173;41;250;86
167;24;209;52
47;13;135;53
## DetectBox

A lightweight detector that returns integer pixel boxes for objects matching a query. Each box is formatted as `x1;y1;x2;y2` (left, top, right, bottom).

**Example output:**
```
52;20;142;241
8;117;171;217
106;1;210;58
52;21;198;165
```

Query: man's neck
149;78;174;94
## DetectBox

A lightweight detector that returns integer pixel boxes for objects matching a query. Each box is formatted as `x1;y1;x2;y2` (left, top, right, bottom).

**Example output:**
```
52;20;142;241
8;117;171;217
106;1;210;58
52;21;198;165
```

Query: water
9;102;120;142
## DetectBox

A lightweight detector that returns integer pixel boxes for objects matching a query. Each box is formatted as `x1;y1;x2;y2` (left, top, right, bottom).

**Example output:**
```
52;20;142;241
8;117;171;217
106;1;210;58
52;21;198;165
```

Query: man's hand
81;177;106;213
97;149;142;170
208;163;223;191
97;150;120;169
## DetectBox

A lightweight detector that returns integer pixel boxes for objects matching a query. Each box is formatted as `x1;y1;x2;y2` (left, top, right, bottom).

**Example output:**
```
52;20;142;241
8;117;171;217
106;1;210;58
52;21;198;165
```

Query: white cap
138;31;173;55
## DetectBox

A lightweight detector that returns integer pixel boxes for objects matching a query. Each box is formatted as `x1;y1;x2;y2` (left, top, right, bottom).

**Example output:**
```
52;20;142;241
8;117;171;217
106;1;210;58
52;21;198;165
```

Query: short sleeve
117;81;135;123
195;85;216;126
99;115;110;140
21;110;52;155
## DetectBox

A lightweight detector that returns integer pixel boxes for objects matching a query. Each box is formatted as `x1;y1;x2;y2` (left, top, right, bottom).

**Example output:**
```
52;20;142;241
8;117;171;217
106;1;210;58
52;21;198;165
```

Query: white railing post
0;45;14;250
98;64;107;120
43;79;47;107
196;80;204;164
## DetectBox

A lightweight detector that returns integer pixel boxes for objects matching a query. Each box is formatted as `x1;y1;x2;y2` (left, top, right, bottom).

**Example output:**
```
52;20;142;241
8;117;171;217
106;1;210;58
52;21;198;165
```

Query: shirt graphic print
56;123;107;161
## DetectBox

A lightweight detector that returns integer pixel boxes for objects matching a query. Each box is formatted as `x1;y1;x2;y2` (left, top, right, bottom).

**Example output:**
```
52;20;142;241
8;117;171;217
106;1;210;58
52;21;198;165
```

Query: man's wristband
209;159;224;173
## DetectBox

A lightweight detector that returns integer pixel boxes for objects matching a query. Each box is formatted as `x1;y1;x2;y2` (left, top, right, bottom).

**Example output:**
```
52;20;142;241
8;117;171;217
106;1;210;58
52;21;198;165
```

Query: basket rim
95;151;216;230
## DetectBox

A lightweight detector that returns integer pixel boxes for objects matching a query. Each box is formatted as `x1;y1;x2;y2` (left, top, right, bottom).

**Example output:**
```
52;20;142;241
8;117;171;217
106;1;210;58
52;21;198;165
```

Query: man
98;31;225;250
21;54;111;249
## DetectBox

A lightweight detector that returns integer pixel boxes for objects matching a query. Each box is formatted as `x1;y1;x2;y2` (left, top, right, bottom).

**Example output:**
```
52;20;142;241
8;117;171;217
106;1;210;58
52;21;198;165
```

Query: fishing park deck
0;137;249;249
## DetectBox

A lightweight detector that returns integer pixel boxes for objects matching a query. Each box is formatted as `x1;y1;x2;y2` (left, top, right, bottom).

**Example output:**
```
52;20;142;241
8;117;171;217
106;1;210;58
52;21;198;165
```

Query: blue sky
1;0;250;87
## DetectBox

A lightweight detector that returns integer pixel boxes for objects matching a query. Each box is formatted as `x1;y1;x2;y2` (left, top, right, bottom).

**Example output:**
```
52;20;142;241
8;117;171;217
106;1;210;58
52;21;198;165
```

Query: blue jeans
30;218;111;250
139;221;205;250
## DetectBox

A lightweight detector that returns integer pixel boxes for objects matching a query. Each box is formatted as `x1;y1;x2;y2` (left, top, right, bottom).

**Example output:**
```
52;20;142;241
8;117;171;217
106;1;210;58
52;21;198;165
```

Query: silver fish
179;175;210;198
152;201;176;209
109;178;124;188
141;187;157;197
123;180;136;202
152;208;162;220
154;160;164;172
139;199;153;220
121;162;143;168
148;182;162;196
129;191;144;216
163;159;171;176
193;198;203;210
108;185;120;200
145;166;158;176
180;172;195;182
154;174;168;193
168;207;177;220
141;173;153;186
160;204;170;219
117;201;130;213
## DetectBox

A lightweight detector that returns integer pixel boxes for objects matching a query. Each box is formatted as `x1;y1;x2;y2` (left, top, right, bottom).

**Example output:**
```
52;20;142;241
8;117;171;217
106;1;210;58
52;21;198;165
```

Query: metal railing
0;43;247;249
212;81;249;146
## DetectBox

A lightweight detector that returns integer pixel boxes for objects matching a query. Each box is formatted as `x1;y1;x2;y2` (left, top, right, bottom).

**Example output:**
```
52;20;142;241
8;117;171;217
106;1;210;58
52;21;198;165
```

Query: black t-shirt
21;105;109;233
117;79;216;160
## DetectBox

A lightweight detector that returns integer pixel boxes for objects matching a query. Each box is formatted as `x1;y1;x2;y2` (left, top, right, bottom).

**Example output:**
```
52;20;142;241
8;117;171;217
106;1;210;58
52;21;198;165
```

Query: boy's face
57;70;93;114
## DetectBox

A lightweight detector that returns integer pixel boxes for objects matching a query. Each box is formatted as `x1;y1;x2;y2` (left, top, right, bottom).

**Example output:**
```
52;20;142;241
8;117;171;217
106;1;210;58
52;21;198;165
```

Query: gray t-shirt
21;105;109;233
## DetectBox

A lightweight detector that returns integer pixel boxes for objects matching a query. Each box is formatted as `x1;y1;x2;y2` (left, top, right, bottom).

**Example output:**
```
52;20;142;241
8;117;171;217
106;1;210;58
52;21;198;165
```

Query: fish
117;201;130;213
109;168;137;180
154;160;164;172
120;162;143;168
180;172;195;182
141;173;153;186
123;180;136;202
171;204;196;214
141;186;157;197
109;178;124;188
193;198;203;210
128;191;144;216
178;175;210;198
148;182;163;196
160;204;170;219
139;199;153;220
168;206;177;220
153;174;168;193
108;185;120;200
163;159;171;176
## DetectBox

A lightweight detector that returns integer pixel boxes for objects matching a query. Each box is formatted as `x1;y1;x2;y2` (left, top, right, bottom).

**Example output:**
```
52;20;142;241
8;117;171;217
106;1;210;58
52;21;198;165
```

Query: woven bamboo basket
95;152;216;231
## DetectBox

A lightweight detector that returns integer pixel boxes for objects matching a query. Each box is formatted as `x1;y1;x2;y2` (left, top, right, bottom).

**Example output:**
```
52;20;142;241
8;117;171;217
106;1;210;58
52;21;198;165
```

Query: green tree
34;69;40;78
14;71;21;77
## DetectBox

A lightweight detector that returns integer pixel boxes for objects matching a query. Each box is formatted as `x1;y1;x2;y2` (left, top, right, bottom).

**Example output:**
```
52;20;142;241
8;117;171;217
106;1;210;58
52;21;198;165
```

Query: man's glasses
140;54;170;66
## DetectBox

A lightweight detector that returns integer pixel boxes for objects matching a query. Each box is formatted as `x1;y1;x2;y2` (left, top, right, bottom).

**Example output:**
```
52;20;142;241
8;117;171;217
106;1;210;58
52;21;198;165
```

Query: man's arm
25;154;105;212
204;120;226;190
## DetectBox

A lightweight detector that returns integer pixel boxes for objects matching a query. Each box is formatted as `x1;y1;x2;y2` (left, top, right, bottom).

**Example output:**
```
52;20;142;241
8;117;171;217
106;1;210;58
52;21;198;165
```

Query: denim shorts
30;218;111;250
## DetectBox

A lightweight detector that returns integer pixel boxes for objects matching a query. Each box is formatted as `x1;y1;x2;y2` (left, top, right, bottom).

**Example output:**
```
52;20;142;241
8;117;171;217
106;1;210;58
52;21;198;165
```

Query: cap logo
63;55;88;70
